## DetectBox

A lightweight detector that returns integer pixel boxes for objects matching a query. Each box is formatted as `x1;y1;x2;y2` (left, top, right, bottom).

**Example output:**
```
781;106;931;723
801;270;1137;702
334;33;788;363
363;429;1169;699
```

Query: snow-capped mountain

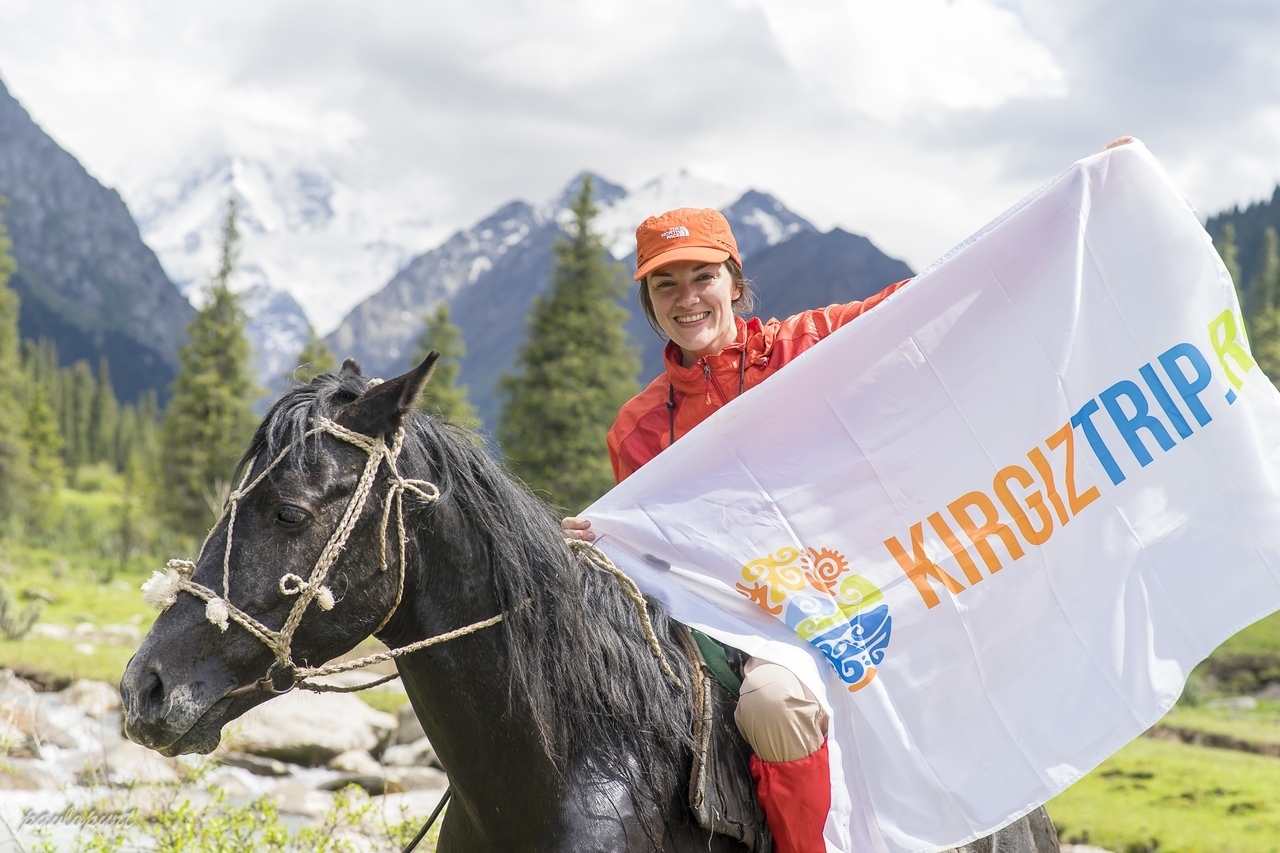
324;170;865;430
127;153;440;403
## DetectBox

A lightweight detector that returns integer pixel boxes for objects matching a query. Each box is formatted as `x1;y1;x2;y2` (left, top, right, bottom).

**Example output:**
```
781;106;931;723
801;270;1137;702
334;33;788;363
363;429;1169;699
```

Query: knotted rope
568;539;682;689
141;415;458;693
141;413;680;696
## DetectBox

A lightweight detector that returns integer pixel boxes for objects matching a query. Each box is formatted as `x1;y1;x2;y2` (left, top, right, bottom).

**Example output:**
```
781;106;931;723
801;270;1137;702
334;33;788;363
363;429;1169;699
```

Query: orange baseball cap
633;207;741;281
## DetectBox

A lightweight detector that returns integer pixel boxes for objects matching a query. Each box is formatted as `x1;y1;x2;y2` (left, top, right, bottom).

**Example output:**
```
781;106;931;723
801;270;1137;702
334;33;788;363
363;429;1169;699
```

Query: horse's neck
385;531;566;828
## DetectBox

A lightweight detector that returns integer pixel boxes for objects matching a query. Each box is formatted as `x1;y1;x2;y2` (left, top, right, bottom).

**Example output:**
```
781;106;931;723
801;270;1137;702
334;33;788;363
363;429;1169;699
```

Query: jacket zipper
702;362;728;406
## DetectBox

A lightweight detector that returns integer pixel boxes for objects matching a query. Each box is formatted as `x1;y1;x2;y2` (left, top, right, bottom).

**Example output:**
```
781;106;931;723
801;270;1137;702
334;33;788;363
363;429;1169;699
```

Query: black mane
243;366;696;797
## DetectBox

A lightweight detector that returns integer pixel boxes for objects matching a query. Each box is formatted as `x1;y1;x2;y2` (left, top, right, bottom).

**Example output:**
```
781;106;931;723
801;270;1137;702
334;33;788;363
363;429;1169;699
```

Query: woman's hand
560;516;595;542
1096;136;1135;154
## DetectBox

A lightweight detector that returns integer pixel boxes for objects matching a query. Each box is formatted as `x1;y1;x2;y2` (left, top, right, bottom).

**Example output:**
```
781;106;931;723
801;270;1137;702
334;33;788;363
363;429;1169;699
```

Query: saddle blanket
585;141;1280;852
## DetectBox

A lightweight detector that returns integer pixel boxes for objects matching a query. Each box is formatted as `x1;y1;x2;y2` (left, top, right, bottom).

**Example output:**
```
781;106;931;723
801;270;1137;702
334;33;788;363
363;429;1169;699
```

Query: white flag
584;141;1280;853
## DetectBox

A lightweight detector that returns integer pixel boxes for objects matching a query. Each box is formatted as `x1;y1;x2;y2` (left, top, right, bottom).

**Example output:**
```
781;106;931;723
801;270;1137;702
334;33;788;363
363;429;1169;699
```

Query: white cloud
749;0;1067;122
0;0;1278;292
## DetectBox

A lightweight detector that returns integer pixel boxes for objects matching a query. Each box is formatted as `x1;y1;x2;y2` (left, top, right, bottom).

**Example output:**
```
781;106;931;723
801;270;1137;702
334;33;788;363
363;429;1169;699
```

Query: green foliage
21;383;64;532
290;325;338;385
0;201;32;529
0;578;40;639
27;785;432;853
159;197;261;538
88;357;118;464
1245;227;1280;384
1215;222;1244;306
498;175;640;512
413;302;480;431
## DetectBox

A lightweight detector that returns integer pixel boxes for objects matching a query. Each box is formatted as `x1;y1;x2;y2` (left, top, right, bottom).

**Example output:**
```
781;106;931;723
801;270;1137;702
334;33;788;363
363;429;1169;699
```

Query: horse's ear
334;352;440;437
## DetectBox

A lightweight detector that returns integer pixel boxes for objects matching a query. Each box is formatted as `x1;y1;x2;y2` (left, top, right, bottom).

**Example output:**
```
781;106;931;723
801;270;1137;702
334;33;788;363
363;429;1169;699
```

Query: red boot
750;740;831;853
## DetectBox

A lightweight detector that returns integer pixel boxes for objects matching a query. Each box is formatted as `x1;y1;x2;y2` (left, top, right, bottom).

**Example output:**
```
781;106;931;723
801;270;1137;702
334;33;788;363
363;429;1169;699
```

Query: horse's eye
275;505;309;527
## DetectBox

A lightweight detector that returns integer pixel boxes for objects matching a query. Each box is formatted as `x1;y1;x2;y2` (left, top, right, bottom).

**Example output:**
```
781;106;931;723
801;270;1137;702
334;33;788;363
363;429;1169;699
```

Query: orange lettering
884;522;966;609
993;464;1054;546
948;490;1025;573
927;511;984;585
1046;423;1101;517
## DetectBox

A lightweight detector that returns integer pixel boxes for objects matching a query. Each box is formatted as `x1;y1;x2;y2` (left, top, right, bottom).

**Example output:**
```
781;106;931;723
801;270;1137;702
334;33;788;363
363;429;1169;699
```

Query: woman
563;206;906;853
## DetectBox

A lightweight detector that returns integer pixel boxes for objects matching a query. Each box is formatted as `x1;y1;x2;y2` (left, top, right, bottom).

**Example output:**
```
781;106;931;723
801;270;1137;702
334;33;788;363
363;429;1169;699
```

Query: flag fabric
583;141;1280;853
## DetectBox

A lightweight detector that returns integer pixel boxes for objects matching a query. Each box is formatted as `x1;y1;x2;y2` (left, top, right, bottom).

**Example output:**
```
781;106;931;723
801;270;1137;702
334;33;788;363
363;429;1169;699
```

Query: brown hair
637;259;756;339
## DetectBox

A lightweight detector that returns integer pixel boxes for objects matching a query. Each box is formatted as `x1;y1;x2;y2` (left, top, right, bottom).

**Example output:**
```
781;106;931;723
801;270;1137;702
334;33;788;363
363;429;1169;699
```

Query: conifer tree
412;303;480;430
88;358;118;466
1215;223;1245;307
63;360;94;471
1248;227;1280;384
0;203;30;525
288;326;337;385
498;175;640;511
21;384;63;532
160;197;261;537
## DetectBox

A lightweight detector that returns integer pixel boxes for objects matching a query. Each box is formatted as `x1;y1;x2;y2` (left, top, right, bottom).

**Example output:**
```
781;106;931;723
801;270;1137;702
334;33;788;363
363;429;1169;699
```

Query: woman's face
647;260;742;366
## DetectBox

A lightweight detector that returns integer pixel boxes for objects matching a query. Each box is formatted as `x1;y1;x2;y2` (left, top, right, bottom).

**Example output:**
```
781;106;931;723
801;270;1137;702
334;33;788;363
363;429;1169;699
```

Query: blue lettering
1158;343;1214;427
1071;398;1126;485
1100;380;1177;470
1139;363;1193;439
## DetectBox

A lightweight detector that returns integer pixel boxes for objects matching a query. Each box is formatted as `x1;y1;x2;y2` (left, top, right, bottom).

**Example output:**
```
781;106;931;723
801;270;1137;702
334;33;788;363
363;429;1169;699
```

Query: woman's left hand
561;516;595;542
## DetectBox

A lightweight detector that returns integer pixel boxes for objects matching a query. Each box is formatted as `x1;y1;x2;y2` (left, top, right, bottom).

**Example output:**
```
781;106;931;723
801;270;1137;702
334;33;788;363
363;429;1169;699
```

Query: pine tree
288;326;337;385
21;383;63;532
63;360;95;471
1247;227;1280;383
88;358;118;466
0;202;31;526
498;175;640;512
1215;222;1245;307
159;197;261;538
412;302;480;431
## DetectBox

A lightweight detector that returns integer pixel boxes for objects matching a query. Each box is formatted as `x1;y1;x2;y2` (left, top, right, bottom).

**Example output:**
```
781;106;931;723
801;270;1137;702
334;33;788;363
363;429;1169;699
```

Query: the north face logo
661;226;690;240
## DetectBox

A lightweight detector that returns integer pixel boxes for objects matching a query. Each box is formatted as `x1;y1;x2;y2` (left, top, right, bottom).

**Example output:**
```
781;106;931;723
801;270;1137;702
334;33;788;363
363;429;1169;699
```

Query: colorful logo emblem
736;547;891;691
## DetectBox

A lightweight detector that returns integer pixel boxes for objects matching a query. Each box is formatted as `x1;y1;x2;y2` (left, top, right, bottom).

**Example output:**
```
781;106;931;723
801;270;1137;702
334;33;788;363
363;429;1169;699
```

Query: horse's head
121;354;439;756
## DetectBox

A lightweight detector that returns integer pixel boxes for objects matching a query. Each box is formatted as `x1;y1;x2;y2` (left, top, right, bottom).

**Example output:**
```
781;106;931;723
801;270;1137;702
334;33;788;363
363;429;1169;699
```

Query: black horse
120;356;1059;853
121;355;757;852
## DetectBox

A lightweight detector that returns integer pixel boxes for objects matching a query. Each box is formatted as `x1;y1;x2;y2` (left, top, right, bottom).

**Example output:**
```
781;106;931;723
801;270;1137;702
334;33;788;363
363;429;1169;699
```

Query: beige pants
733;658;829;763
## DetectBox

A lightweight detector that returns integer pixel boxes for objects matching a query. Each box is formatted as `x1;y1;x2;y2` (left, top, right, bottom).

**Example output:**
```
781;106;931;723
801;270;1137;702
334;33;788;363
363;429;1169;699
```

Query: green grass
1050;736;1280;852
1159;702;1280;750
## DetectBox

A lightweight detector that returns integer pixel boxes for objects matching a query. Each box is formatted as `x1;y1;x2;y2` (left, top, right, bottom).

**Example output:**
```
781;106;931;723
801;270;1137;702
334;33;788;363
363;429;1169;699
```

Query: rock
372;789;449;826
1061;847;1118;853
271;782;336;818
219;752;293;777
328;750;382;776
60;680;122;716
22;586;58;604
100;741;182;785
394;702;426;745
0;757;65;789
1208;695;1258;710
207;769;262;800
28;623;71;641
319;774;392;796
385;766;448;792
220;691;397;766
382;737;439;769
1255;682;1280;702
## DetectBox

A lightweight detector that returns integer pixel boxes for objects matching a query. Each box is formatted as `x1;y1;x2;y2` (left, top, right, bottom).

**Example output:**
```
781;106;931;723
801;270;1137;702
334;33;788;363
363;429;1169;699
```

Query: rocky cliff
0;77;192;403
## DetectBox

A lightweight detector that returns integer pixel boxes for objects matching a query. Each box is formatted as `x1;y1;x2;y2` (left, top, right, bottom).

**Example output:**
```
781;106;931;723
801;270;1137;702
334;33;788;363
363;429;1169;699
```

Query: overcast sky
0;0;1277;275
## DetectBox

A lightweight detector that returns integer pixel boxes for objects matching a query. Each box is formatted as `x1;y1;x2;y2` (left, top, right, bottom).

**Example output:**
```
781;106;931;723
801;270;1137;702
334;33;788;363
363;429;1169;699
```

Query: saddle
676;626;773;853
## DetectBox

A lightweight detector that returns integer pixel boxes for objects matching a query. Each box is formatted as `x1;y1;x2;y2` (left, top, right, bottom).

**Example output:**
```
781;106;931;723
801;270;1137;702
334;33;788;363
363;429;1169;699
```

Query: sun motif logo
736;546;891;692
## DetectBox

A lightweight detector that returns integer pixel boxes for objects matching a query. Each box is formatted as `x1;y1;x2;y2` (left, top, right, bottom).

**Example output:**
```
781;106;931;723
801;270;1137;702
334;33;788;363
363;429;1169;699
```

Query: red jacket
608;280;909;482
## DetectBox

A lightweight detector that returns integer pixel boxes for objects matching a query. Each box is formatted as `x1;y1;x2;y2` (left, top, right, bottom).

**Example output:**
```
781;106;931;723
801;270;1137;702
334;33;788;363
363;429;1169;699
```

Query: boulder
385;766;448;792
99;740;182;785
60;680;122;717
394;702;426;745
329;749;382;776
219;691;396;766
271;782;336;818
382;738;439;769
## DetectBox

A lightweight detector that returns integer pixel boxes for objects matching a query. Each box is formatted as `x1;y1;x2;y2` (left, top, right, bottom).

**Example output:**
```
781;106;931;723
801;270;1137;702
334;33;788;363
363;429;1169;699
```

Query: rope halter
140;412;682;696
141;415;447;692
